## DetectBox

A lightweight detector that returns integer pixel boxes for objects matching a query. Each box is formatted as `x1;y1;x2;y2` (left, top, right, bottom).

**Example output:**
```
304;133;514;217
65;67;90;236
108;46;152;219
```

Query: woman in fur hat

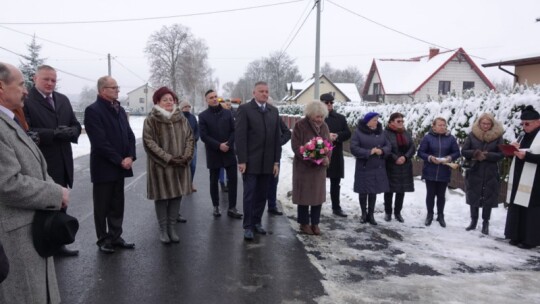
461;113;504;235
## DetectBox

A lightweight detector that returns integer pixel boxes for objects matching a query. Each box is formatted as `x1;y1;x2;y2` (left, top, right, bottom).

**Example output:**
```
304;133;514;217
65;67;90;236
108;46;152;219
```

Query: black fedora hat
32;210;79;257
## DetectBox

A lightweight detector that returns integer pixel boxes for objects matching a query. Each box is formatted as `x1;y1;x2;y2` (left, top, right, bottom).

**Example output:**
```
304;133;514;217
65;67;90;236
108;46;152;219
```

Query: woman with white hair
291;101;331;235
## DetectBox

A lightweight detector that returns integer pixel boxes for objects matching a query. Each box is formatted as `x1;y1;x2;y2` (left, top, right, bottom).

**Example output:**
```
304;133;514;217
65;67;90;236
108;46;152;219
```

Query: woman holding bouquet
351;112;391;225
291;101;331;235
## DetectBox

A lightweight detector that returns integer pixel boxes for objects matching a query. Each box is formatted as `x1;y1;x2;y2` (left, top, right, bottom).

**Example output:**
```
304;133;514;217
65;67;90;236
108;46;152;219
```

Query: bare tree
321;63;365;94
222;81;235;99
77;86;97;111
145;24;212;103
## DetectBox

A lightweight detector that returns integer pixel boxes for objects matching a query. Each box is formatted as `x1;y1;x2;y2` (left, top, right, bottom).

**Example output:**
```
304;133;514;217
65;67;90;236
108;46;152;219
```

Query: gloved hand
54;126;73;141
473;149;487;161
27;131;40;145
169;156;186;167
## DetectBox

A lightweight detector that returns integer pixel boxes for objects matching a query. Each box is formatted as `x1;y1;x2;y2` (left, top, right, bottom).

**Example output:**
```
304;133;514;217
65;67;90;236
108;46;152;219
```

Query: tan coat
143;106;194;200
291;117;331;205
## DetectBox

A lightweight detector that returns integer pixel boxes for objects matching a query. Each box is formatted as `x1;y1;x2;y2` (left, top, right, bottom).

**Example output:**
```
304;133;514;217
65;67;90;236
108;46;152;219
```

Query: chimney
429;48;440;59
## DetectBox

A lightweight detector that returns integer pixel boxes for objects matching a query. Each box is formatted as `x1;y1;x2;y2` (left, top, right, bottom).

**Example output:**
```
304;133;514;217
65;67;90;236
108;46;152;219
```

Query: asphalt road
55;140;325;304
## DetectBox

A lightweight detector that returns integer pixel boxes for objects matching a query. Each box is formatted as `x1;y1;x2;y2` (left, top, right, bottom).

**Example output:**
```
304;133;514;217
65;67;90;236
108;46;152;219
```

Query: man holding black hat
505;105;540;249
321;93;351;217
0;62;69;304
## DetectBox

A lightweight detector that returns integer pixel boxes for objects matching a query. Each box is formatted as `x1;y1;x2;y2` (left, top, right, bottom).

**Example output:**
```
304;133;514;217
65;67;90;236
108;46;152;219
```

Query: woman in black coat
384;113;415;223
461;113;504;235
350;112;391;225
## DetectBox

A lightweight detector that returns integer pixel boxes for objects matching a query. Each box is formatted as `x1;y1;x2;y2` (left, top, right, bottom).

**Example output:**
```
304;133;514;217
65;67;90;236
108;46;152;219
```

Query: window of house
139;97;145;104
373;83;380;95
438;81;451;95
463;81;475;91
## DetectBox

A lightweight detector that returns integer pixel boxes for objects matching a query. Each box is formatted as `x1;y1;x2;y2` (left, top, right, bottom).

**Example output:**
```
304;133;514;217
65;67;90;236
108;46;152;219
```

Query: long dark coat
384;127;415;193
143;106;194;200
350;121;391;194
505;127;540;245
84;96;136;183
24;87;81;187
198;104;236;169
461;120;504;208
417;130;460;182
325;110;351;178
0;111;63;304
235;99;281;174
291;117;330;205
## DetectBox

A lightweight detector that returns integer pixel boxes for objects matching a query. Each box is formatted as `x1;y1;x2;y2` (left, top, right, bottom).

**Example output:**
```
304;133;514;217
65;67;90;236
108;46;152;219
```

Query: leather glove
54;126;72;141
473;149;486;161
27;131;40;145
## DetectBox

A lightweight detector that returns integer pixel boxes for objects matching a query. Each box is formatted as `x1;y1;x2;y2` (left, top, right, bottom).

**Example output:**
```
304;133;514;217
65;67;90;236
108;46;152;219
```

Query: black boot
437;214;446;228
481;220;489;235
425;213;433;226
368;199;377;225
465;218;478;231
359;200;367;224
384;214;391;222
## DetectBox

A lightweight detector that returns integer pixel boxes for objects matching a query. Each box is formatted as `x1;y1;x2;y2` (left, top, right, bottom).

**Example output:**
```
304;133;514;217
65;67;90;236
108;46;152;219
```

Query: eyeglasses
104;86;120;90
183;106;191;109
395;120;404;123
521;122;531;127
323;101;334;105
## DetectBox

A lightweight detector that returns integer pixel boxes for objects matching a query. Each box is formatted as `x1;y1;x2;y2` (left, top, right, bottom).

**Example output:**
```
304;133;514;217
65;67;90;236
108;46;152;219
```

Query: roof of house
482;52;540;67
363;48;495;96
126;84;155;95
284;75;361;101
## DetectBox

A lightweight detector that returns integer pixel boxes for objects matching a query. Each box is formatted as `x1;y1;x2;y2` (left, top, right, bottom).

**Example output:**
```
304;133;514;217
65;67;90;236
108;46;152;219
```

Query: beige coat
143;106;194;200
0;111;63;304
291;117;331;205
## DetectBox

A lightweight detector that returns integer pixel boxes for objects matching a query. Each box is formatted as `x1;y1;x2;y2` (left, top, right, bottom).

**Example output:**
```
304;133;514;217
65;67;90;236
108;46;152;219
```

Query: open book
498;144;518;157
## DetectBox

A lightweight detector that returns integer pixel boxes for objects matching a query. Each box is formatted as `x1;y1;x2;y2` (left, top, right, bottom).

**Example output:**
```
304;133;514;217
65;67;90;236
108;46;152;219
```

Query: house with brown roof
362;48;495;103
283;74;361;105
482;52;540;86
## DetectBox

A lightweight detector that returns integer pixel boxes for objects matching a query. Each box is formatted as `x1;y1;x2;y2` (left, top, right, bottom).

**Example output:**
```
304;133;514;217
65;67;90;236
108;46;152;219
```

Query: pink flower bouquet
299;136;333;165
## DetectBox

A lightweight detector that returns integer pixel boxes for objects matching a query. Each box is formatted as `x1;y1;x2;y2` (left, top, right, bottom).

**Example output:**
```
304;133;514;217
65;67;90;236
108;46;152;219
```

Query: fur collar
471;117;504;143
151;105;179;121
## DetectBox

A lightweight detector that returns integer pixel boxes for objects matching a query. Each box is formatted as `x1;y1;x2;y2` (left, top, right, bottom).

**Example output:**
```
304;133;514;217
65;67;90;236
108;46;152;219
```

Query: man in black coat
198;90;242;219
84;76;136;254
24;65;81;256
236;81;281;241
321;93;351;217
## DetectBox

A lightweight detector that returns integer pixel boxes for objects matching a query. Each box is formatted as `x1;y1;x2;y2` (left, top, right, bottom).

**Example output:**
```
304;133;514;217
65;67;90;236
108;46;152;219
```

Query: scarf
389;124;407;147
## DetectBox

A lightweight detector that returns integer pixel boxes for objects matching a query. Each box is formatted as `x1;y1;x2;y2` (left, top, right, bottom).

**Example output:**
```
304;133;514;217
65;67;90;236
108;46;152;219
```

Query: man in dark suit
24;65;81;256
199;89;242;219
321;93;351;217
84;76;136;254
236;81;281;241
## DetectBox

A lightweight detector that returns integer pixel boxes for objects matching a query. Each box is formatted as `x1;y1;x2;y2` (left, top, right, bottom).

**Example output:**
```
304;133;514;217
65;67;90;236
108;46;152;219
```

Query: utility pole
313;0;321;99
107;53;111;76
144;83;149;114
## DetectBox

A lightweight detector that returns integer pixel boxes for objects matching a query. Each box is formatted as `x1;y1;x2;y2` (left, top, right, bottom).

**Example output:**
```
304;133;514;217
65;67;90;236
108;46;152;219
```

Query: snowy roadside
276;143;540;303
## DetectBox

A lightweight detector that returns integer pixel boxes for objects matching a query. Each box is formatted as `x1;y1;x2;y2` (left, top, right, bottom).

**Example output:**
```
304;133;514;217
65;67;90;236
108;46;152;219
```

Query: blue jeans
219;167;227;184
190;143;197;182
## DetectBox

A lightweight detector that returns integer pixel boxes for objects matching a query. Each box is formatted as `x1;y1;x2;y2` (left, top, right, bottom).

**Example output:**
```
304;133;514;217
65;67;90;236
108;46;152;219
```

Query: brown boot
299;224;314;235
311;225;321;235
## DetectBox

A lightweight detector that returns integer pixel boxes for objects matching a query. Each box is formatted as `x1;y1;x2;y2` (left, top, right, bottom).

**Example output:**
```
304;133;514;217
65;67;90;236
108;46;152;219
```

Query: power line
280;0;314;52
0;0;304;25
326;0;451;51
113;58;147;83
280;1;316;54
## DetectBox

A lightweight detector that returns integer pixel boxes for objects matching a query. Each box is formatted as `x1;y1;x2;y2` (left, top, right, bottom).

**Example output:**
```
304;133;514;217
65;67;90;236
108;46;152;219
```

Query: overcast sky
2;0;539;98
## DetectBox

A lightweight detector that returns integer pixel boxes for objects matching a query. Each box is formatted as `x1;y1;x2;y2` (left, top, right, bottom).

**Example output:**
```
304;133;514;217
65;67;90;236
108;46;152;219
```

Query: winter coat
84;96;136;183
143;106;194;200
235;99;281;174
417;130;460;182
183;111;199;142
199;104;237;169
384;127;415;193
325;110;351;179
462;119;504;207
0;111;63;304
291;117;330;205
24;87;82;187
350;121;391;194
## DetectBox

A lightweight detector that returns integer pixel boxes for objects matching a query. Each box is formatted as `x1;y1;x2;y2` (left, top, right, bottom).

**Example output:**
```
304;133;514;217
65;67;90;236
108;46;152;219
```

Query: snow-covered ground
73;115;540;303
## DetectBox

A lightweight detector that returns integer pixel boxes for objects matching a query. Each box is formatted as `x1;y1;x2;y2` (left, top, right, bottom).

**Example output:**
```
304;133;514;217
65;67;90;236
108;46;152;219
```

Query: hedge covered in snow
279;85;540;143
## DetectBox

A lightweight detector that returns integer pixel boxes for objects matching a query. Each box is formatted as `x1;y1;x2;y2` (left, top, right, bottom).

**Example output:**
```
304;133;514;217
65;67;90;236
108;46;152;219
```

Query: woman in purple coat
417;117;460;227
350;112;391;225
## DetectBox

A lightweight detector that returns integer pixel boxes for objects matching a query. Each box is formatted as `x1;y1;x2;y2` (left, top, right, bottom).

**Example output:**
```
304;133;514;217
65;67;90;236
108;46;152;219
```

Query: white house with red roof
362;48;495;103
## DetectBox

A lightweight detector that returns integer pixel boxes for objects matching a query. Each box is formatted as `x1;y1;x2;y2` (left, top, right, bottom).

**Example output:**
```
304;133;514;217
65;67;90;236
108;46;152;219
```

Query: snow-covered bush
279;85;540;143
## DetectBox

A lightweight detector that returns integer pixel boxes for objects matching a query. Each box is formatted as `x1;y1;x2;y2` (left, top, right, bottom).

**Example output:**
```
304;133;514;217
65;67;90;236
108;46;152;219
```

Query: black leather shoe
213;206;221;217
268;208;283;216
360;214;367;224
56;245;79;257
244;229;254;241
177;214;187;223
112;239;135;249
254;224;267;235
333;209;348;217
425;214;433;226
220;183;228;192
368;214;378;225
394;214;404;223
437;215;446;228
98;243;115;254
384;214;391;222
227;208;243;219
518;243;536;249
509;240;520;246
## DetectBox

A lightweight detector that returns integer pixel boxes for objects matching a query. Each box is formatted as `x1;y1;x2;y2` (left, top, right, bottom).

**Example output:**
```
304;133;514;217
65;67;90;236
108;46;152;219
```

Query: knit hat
153;87;178;104
320;93;334;102
363;112;380;123
179;101;191;109
520;105;540;120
